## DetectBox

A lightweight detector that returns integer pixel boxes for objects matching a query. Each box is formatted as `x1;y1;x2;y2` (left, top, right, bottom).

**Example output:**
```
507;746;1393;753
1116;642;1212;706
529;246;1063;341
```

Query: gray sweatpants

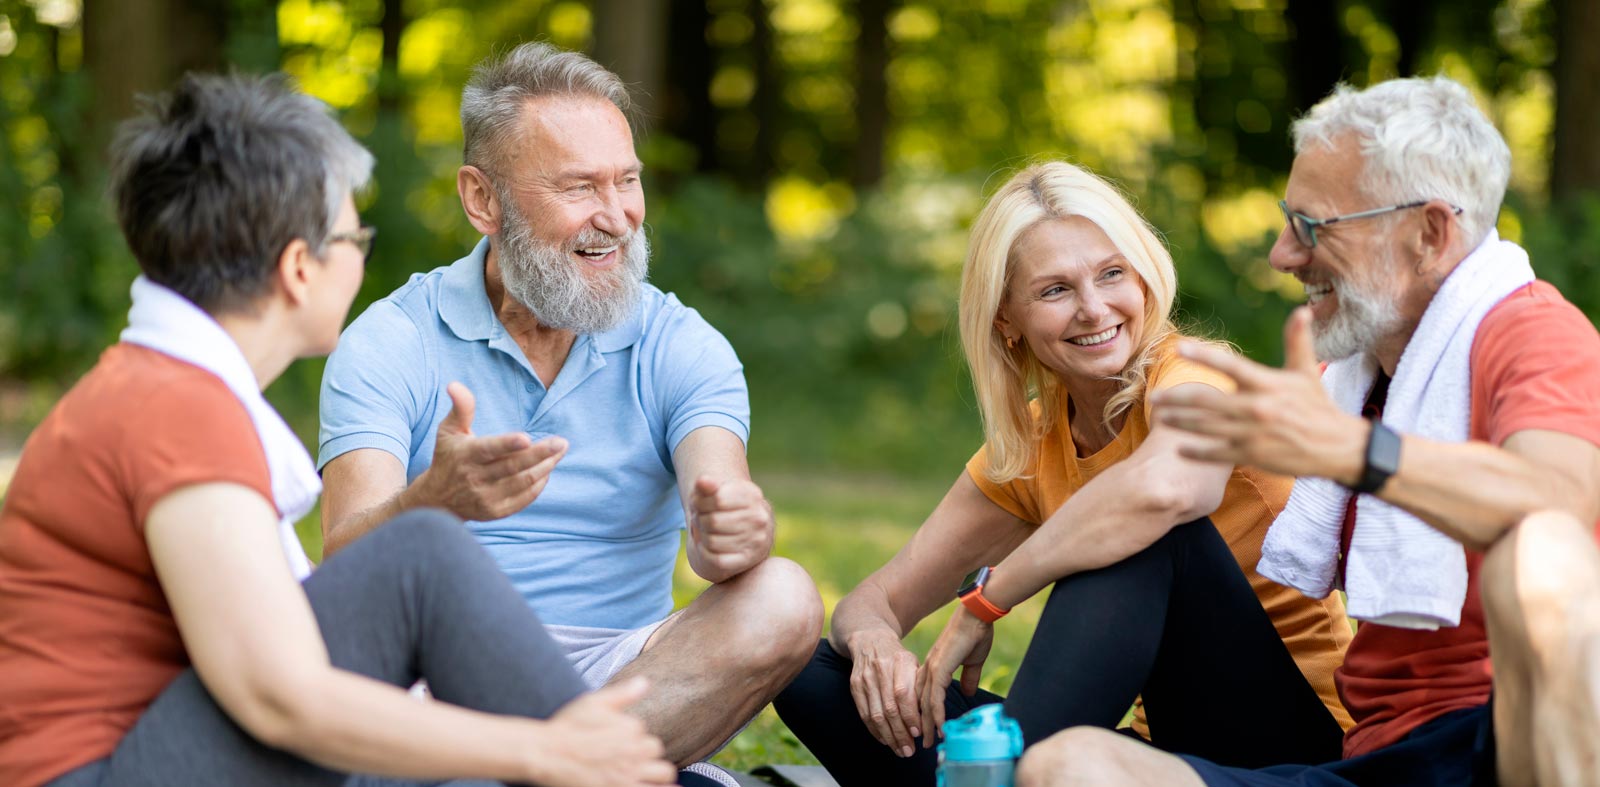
47;509;587;787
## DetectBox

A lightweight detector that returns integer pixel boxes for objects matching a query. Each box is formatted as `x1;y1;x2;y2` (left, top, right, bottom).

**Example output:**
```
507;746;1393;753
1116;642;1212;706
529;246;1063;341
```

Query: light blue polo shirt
318;239;749;629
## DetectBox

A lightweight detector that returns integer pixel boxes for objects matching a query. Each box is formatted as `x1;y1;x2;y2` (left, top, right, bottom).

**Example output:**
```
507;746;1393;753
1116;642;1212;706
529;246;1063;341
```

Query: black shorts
1180;704;1496;787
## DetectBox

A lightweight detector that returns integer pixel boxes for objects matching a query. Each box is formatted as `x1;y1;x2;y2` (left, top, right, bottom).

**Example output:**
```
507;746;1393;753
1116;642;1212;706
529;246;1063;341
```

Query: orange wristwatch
957;565;1010;623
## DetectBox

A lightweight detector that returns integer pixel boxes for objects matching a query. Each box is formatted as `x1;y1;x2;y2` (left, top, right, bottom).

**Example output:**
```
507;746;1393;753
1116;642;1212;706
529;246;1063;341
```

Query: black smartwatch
1350;419;1401;495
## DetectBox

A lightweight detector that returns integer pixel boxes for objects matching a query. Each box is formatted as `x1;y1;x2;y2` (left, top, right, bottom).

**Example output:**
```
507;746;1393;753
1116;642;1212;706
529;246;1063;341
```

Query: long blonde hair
959;161;1179;484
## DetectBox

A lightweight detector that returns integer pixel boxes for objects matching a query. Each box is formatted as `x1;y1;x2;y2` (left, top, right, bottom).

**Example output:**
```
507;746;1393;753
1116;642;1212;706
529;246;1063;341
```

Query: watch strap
1351;420;1401;495
958;586;1009;623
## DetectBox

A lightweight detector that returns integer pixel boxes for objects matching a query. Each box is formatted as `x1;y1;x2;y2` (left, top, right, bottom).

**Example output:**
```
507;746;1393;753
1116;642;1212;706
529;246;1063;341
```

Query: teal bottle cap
938;704;1024;762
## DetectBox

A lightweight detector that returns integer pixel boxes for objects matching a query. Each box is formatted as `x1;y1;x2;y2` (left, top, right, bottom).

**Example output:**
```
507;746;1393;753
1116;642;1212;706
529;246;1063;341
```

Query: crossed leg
610;556;824;765
1481;510;1600;787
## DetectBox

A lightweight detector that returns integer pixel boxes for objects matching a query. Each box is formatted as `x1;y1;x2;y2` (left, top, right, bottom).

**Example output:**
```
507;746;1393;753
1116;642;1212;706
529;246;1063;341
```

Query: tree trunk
83;0;226;152
664;0;718;174
1552;0;1600;199
593;0;668;124
747;0;778;188
1282;0;1347;114
852;0;894;189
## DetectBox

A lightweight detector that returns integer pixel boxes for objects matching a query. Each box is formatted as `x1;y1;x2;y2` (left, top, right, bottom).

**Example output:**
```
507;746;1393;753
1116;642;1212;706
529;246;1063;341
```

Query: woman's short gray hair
108;72;373;313
461;41;631;178
1292;76;1511;247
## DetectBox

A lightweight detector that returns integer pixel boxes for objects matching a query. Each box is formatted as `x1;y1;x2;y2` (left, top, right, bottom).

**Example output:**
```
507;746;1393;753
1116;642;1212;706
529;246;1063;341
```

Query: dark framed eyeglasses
326;226;377;258
1278;200;1463;248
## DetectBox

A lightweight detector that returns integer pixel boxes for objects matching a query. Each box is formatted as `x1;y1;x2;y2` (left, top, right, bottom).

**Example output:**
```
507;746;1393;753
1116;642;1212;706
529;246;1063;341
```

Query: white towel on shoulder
1258;230;1534;629
121;276;318;580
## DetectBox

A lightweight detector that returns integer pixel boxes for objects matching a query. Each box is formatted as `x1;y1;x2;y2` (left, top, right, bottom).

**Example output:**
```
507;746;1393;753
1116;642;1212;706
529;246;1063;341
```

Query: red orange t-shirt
0;344;273;787
1336;281;1600;757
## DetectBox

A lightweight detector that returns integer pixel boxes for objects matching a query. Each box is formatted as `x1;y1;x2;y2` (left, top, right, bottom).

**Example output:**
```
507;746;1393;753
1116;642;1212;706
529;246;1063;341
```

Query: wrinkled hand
415;382;568;521
1152;307;1368;484
845;629;925;758
688;476;775;579
536;677;676;787
915;607;994;749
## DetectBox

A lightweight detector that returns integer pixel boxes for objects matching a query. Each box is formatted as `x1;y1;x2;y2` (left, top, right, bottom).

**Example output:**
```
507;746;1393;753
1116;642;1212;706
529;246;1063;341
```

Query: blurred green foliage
1;0;1597;481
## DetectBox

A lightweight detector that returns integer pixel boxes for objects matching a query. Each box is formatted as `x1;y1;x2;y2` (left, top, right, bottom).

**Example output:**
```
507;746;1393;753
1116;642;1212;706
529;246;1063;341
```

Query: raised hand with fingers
1152;307;1368;483
844;629;925;758
915;607;994;748
686;475;775;581
533;677;678;787
412;382;569;521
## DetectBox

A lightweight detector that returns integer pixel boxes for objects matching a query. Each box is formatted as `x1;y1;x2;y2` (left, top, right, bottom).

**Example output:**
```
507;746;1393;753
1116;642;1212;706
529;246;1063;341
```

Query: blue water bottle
936;704;1025;787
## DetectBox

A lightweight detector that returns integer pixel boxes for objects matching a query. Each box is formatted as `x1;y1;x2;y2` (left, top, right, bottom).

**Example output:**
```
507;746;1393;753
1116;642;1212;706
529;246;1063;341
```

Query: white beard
496;199;649;335
1310;258;1405;362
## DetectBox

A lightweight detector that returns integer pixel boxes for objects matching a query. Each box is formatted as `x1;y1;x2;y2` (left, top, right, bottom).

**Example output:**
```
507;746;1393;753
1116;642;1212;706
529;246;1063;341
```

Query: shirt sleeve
1141;347;1235;424
128;372;274;527
648;297;751;453
1473;287;1600;449
317;300;431;470
964;444;1043;523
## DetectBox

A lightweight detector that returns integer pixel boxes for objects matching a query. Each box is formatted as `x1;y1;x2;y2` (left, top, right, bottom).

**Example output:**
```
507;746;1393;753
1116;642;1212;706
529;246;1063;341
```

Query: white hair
461;41;631;178
1292;76;1510;247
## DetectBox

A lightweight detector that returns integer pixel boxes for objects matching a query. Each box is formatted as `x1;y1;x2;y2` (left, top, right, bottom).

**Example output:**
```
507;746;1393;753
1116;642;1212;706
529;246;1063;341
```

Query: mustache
569;227;634;250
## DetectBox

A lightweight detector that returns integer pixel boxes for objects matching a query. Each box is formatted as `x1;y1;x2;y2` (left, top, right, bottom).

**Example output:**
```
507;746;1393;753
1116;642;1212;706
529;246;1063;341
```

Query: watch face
957;565;991;597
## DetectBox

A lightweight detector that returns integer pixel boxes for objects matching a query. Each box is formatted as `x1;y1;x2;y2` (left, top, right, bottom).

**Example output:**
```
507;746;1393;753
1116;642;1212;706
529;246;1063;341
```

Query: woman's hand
915;607;995;748
845;628;926;757
532;678;677;787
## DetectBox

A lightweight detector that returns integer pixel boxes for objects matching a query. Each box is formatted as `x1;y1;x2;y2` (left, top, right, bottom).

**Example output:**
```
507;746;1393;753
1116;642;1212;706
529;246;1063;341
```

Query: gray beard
1311;270;1404;362
495;203;649;335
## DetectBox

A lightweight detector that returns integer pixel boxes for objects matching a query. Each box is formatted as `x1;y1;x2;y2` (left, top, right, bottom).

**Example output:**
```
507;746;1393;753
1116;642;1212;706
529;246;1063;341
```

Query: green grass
672;472;1048;772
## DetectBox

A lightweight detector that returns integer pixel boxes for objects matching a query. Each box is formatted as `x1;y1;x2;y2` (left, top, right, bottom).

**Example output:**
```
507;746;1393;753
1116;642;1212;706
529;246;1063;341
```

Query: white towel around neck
121;276;318;580
1258;230;1535;629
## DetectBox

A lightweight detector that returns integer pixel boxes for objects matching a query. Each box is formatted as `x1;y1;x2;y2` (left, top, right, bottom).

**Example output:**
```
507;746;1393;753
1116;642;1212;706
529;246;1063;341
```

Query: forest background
2;0;1599;772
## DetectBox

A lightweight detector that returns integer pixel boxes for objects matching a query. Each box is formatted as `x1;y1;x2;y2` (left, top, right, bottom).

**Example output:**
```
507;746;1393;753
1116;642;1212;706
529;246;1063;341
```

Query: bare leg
1481;511;1600;787
1016;727;1206;787
610;556;823;765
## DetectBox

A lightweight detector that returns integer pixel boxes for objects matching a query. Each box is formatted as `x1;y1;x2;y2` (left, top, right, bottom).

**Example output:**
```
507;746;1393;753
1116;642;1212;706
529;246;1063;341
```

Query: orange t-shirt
0;344;273;787
1336;281;1600;758
967;337;1354;732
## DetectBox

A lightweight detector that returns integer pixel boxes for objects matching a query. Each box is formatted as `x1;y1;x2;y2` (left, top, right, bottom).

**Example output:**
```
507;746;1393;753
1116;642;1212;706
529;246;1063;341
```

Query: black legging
46;510;719;787
774;518;1345;787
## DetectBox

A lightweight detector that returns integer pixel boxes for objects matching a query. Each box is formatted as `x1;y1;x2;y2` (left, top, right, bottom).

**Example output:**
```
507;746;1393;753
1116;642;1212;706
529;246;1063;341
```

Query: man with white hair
316;42;822;786
1012;76;1600;786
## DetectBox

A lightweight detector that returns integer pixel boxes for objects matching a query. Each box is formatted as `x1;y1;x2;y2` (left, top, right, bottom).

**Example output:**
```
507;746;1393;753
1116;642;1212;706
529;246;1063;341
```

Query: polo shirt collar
438;238;497;343
436;236;646;353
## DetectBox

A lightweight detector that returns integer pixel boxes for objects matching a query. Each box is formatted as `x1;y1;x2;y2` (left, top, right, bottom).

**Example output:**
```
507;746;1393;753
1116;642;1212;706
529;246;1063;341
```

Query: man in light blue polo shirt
316;42;822;782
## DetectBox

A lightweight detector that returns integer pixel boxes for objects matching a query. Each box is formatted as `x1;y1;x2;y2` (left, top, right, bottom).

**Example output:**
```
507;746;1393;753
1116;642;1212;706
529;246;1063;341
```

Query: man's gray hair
109;72;373;313
1293;76;1511;247
461;41;631;178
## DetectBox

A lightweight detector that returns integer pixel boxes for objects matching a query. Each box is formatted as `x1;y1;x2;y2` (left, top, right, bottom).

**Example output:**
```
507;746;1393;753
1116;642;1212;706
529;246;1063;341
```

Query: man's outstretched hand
412;382;568;521
1152;307;1367;485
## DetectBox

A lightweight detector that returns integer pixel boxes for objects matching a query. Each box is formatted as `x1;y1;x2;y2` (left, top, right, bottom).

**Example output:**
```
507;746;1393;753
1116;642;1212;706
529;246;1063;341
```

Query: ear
457;165;502;237
275;238;316;308
992;305;1015;344
1416;199;1460;273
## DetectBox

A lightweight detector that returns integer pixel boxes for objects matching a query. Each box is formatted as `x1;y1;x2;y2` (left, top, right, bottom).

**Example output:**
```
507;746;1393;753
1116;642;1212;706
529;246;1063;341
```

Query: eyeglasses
326;226;377;258
1278;200;1462;248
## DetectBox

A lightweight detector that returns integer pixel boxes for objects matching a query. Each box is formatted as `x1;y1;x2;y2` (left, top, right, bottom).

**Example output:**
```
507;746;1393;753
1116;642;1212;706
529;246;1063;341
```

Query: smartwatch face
957;565;992;597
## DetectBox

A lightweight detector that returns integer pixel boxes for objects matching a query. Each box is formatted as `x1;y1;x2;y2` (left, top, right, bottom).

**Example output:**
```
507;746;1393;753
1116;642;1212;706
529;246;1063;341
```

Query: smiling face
996;216;1147;394
1269;136;1412;361
492;94;648;333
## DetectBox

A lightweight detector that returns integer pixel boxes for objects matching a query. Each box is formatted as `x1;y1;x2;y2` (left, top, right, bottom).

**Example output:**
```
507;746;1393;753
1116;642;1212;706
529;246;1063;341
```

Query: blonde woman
774;162;1352;785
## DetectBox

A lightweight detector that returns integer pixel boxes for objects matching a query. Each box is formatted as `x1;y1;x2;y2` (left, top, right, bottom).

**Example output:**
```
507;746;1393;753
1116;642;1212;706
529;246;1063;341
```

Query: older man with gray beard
316;43;822;787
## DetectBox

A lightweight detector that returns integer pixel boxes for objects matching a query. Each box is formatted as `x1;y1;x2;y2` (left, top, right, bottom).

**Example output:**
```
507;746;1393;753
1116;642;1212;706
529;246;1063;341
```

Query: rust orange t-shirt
966;337;1355;732
1336;281;1600;758
0;344;273;787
